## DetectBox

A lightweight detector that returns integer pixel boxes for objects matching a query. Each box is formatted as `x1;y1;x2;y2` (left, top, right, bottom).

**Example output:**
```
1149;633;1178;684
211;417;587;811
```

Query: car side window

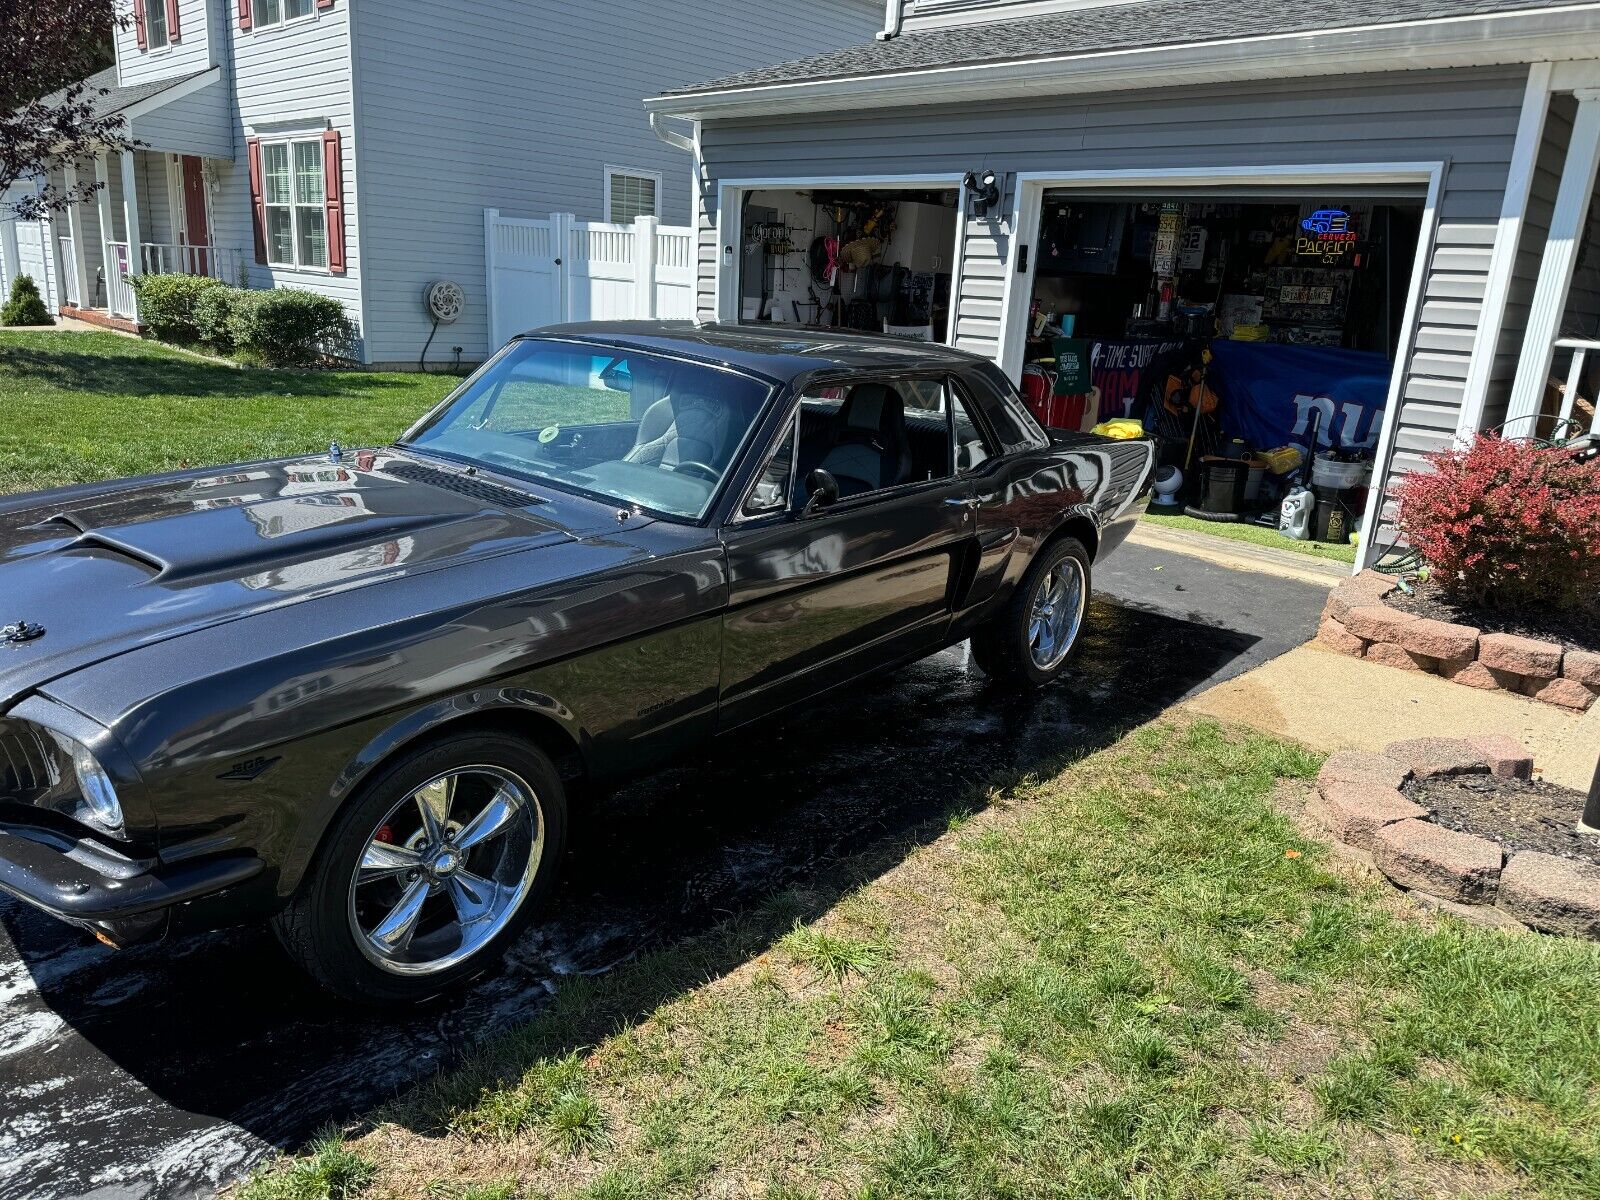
796;378;954;501
950;380;997;473
742;416;796;518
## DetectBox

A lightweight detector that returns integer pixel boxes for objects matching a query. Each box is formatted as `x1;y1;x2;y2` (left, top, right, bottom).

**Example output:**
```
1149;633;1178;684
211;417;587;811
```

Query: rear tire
969;536;1092;687
274;732;567;1005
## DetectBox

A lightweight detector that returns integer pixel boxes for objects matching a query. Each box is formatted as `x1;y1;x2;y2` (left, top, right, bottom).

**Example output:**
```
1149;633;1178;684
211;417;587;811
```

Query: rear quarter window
960;367;1049;454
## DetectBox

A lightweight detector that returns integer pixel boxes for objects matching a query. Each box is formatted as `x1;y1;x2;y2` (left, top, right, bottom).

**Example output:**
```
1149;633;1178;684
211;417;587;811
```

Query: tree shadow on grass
0;339;449;401
0;602;1260;1200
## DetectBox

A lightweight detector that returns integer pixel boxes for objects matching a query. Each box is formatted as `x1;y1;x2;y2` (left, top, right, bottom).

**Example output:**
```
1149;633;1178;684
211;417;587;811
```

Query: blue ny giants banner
1207;341;1391;451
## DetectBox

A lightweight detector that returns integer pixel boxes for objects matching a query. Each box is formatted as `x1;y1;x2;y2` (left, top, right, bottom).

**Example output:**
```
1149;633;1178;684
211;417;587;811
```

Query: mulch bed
1412;774;1600;867
1386;578;1600;654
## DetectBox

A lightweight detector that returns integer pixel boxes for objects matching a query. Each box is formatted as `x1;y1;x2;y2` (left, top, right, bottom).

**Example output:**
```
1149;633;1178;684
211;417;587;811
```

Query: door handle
944;497;980;509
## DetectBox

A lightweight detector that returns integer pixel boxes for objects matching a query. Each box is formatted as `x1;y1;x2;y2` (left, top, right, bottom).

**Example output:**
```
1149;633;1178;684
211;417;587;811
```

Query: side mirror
802;469;840;516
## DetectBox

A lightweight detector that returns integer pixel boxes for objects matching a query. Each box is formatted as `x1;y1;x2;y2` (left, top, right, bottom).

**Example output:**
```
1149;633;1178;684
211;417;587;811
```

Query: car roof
523;321;991;384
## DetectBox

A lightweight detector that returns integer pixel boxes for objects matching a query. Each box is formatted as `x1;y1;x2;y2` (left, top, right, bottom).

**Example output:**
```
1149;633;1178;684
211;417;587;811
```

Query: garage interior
738;187;960;342
1020;191;1423;546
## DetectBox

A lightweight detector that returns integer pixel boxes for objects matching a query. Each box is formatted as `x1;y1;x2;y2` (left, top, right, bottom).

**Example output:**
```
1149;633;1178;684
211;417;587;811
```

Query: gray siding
214;0;365;342
696;65;1527;499
115;0;217;88
1483;91;1573;433
350;0;881;367
132;78;236;160
1560;172;1600;342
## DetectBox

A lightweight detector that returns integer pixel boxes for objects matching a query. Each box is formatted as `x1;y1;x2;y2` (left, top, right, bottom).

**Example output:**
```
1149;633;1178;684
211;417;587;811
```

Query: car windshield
403;339;773;520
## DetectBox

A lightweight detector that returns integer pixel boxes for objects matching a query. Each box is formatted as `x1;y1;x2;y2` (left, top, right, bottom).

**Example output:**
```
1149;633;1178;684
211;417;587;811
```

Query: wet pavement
0;542;1329;1200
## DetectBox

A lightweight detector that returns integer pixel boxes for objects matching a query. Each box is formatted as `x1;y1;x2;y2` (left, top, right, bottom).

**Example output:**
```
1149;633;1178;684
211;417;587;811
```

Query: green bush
189;284;354;365
1;275;52;326
129;273;225;343
193;285;237;349
235;288;355;366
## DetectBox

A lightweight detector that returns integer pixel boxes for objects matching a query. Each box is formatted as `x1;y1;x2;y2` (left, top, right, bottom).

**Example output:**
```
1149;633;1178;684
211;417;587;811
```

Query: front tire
274;732;567;1005
969;536;1092;686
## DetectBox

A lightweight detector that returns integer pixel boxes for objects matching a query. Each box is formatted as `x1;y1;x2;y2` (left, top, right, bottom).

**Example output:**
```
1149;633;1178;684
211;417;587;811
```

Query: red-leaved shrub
1392;434;1600;611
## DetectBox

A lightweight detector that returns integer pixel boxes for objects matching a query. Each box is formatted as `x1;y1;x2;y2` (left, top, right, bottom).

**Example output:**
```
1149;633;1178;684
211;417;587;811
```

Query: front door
718;377;977;729
179;156;211;276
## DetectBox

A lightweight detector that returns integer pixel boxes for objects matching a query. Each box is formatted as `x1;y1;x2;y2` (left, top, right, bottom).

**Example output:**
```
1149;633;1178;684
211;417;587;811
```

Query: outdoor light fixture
965;170;1001;216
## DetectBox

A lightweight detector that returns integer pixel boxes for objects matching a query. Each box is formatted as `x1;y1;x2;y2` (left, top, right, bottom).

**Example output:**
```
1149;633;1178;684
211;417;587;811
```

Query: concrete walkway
1185;641;1599;791
1;316;103;333
1127;522;1351;588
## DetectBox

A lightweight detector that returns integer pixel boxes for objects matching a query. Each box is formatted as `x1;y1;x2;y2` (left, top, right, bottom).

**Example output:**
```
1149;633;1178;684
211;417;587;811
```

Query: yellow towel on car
1091;419;1146;440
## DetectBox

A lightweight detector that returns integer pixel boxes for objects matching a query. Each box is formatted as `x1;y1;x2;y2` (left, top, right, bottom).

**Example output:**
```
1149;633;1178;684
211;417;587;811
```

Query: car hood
0;451;636;705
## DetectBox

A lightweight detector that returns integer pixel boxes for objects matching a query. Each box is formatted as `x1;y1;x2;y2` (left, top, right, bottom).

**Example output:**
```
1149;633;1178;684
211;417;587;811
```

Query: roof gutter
646;5;1600;119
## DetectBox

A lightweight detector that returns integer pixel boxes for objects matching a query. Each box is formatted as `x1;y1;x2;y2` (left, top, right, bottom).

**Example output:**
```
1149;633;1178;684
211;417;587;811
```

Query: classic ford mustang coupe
0;323;1153;1002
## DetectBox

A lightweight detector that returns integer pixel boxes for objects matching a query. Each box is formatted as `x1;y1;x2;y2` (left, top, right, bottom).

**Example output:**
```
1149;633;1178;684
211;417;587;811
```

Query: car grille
0;722;60;801
384;460;543;510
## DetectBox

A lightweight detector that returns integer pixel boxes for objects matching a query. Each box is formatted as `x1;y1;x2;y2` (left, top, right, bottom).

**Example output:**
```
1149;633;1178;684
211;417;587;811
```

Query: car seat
817;383;912;496
625;389;733;473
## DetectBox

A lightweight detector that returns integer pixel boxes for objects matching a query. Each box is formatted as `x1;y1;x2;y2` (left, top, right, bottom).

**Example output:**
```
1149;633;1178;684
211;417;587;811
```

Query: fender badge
0;620;44;645
218;755;282;782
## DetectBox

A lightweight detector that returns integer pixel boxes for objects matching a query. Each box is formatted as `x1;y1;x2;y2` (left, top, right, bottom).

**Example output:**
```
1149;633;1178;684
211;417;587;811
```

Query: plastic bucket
1199;458;1250;515
1312;484;1356;543
1243;459;1269;503
1311;455;1370;490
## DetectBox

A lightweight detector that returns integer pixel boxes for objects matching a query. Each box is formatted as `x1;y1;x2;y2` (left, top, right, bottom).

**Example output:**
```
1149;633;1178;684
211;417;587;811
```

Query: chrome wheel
1027;555;1086;672
346;766;544;976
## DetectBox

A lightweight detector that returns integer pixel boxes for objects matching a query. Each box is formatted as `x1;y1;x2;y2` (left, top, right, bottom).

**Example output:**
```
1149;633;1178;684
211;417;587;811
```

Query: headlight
0;719;125;837
47;731;126;837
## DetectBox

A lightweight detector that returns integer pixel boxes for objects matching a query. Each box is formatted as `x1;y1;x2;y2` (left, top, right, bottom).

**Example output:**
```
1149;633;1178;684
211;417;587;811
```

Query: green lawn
0;331;459;496
241;721;1600;1200
1144;510;1360;565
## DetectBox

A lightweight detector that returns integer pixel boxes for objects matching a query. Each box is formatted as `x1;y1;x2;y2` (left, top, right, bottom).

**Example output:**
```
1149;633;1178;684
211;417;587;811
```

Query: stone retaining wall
1313;739;1600;940
1318;572;1600;713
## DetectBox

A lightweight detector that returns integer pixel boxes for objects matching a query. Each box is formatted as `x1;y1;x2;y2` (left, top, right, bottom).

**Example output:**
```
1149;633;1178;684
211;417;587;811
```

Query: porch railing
58;237;79;307
1552;338;1600;440
103;242;137;318
139;242;241;284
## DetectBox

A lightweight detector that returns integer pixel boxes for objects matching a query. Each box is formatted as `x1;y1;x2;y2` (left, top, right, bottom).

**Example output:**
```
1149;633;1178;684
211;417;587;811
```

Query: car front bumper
0;824;264;947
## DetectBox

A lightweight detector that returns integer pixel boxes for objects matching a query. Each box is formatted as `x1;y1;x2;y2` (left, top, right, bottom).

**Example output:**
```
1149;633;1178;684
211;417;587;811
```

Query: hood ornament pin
0;620;45;645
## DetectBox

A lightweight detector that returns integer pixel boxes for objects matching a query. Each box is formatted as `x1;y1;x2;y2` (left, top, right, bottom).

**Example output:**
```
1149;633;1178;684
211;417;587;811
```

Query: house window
606;168;661;225
146;0;170;49
252;0;316;28
261;139;328;269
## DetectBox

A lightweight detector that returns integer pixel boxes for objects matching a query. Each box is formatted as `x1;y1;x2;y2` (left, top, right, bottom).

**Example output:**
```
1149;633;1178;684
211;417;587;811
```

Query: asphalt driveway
0;541;1331;1200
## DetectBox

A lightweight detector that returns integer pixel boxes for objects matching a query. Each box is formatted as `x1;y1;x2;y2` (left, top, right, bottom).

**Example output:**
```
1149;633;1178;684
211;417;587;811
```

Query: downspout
649;112;696;154
879;0;903;40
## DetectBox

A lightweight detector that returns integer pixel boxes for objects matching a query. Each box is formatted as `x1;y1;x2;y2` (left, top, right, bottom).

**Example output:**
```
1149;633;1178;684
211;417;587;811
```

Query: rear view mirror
803;469;840;515
598;358;633;392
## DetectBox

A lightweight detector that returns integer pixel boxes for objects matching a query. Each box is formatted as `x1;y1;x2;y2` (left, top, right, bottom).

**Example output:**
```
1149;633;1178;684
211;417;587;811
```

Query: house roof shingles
41;66;211;119
664;0;1589;96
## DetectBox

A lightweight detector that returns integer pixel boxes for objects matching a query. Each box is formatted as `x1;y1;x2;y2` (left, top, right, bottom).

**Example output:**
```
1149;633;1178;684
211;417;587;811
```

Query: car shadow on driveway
0;600;1259;1200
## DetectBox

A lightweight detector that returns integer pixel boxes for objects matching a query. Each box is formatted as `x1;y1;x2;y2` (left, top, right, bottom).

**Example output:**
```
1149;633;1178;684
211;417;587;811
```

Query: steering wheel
671;460;720;483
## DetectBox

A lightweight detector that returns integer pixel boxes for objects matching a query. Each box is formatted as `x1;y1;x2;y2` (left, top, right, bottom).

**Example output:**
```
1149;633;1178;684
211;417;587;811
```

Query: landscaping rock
1438;660;1519;692
1316;617;1366;656
1397;618;1478;664
1529;676;1599;712
1372;819;1503;903
1318;750;1413;792
1382;737;1487;779
1316;780;1427;850
1323;572;1398;623
1497;852;1600;939
1342;605;1419;643
1467;735;1534;781
1563;649;1600;690
1365;641;1427;672
1478;632;1563;680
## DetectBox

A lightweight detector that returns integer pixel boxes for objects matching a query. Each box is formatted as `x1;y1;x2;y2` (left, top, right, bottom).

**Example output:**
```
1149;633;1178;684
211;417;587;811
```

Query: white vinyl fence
485;211;696;348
